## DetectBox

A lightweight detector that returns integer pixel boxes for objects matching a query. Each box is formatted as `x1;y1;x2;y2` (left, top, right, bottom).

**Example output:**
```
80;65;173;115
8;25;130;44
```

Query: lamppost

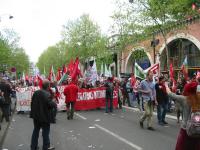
0;14;13;22
151;33;159;64
0;14;13;75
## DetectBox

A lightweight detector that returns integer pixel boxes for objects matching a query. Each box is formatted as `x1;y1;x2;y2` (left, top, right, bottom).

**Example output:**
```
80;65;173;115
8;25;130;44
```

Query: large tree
0;30;30;74
10;48;30;74
61;14;112;67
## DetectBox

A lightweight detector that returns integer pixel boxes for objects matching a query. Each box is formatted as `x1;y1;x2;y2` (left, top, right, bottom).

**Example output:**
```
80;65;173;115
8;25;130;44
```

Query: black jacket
105;81;114;98
0;82;12;104
30;89;56;124
155;83;168;104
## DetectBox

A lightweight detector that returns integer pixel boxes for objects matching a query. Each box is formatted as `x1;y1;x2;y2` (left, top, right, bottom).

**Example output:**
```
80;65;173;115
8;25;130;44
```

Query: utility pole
151;33;159;64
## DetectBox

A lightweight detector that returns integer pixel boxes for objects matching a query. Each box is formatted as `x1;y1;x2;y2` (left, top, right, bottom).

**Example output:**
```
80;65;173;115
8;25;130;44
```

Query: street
2;107;179;150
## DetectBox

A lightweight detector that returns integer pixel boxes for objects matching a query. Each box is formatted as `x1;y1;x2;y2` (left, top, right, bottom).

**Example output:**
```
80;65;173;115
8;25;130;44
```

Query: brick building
118;15;200;78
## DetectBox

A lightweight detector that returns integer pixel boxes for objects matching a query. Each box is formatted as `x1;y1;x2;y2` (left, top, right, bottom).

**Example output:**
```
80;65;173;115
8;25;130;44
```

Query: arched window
126;48;151;72
160;38;200;76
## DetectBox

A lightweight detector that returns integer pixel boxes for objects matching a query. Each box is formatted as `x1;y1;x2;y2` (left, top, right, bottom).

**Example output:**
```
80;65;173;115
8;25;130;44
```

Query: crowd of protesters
0;69;200;150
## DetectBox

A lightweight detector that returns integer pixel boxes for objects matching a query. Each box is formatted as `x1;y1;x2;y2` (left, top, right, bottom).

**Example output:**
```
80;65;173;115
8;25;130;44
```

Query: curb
122;106;177;120
0;120;11;149
0;98;16;149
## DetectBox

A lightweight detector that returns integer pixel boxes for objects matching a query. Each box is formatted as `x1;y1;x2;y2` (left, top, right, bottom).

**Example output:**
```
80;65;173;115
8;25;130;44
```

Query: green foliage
0;31;30;74
37;41;68;75
10;48;30;74
110;0;145;51
61;14;110;65
111;0;196;46
37;14;111;75
131;48;147;60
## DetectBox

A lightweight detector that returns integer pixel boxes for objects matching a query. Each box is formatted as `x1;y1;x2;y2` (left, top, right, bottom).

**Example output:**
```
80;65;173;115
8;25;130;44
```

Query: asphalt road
2;107;180;150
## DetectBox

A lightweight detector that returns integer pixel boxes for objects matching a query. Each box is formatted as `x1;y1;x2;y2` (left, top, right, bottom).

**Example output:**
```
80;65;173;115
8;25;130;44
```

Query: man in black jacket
155;76;169;125
0;79;12;122
30;79;56;150
105;77;114;113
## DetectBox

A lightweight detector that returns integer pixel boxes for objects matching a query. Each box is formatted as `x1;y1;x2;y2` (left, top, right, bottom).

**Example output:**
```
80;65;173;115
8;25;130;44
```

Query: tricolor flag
181;56;188;80
57;73;68;85
48;65;56;82
134;62;145;79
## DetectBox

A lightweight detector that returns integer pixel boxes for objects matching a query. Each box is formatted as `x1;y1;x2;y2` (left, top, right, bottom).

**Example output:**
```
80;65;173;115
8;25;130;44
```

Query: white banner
16;86;65;111
16;90;32;111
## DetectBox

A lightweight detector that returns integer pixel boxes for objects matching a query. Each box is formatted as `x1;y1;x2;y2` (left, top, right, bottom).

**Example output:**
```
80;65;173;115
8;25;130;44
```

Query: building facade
119;15;200;78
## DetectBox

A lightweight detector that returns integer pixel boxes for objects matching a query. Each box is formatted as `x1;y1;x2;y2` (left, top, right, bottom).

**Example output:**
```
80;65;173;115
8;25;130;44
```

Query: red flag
56;68;62;81
169;63;174;81
172;78;177;93
169;62;177;92
25;74;29;81
37;75;43;89
130;74;136;87
71;57;80;81
67;59;74;76
147;63;160;75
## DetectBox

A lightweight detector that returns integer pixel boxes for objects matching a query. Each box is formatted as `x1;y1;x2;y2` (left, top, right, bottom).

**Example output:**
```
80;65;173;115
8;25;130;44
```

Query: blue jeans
31;119;50;150
157;103;168;123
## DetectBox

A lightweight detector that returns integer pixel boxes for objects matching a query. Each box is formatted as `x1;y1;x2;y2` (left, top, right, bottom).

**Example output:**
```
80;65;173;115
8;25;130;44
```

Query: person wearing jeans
31;120;50;150
155;76;169;125
30;80;57;150
157;102;168;124
139;71;158;130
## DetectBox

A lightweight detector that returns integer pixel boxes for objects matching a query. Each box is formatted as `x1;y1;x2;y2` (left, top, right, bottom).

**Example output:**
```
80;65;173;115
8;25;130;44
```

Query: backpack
186;111;200;138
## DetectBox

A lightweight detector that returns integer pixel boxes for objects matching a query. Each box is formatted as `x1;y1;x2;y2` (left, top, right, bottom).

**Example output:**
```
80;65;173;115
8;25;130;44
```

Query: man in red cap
64;77;78;120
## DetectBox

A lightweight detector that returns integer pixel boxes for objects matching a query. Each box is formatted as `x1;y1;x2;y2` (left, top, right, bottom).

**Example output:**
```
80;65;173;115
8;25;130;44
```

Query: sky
0;0;116;63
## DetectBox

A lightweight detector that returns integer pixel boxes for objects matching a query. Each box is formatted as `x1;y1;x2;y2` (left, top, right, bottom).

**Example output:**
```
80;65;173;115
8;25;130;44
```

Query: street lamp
151;33;159;64
0;14;13;22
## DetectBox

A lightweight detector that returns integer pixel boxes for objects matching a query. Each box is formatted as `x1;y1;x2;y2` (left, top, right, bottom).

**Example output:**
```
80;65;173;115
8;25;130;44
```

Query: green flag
58;73;68;85
134;62;145;79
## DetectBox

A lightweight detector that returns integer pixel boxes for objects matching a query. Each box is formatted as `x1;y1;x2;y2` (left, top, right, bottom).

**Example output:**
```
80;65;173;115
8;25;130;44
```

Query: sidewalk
0;97;16;149
0;120;10;148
